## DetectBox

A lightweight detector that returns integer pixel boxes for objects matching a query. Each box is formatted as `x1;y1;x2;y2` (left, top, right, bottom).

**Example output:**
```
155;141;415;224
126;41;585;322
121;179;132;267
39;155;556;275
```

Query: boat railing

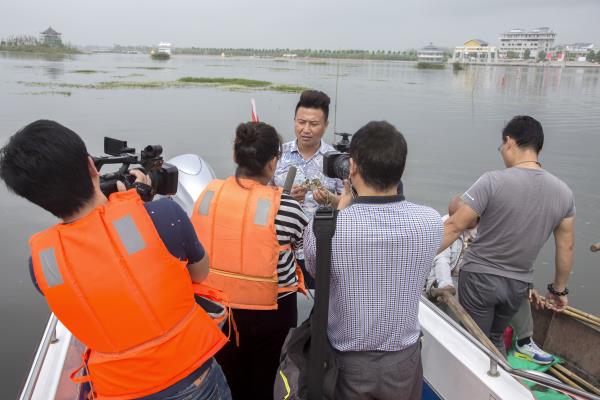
21;305;600;400
422;296;600;400
19;313;58;400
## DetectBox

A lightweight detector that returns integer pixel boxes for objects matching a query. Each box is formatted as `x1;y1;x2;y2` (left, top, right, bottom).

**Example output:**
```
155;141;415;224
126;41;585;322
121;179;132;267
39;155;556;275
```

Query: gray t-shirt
460;167;575;283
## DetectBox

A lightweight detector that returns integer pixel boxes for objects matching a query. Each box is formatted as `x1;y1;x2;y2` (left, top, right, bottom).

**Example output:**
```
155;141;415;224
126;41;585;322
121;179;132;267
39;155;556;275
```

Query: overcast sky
1;0;599;50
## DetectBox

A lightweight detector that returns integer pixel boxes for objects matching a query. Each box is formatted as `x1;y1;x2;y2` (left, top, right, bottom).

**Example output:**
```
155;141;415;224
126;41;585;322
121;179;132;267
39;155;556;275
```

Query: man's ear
87;156;99;178
349;158;358;177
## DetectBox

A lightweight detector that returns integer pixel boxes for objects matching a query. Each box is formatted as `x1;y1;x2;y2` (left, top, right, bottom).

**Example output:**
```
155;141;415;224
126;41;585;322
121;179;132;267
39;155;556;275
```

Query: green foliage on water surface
20;90;72;96
0;35;81;54
269;84;307;93
416;62;445;69
117;66;169;70
71;69;104;74
178;77;272;87
18;77;307;93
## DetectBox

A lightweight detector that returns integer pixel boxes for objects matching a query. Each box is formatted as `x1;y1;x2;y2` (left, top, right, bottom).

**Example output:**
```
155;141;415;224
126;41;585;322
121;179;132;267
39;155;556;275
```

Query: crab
301;178;324;192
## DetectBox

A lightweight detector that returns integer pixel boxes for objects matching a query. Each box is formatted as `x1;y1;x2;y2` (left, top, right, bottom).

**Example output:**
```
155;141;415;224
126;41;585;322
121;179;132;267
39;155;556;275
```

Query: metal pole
487;358;500;377
19;314;59;400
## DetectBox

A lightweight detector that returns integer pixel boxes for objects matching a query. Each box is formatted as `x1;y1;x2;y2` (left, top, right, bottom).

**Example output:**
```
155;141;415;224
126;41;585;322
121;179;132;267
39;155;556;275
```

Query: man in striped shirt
305;121;443;400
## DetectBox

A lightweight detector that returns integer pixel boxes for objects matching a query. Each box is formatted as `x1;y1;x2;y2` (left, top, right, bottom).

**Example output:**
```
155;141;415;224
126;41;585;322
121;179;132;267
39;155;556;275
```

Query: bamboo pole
436;291;506;360
553;364;600;396
549;366;583;390
562;309;600;328
565;306;600;325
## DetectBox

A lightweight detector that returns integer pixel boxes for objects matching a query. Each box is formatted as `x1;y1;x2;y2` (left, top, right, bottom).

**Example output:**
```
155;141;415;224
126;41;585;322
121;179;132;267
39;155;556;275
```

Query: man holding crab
273;89;344;288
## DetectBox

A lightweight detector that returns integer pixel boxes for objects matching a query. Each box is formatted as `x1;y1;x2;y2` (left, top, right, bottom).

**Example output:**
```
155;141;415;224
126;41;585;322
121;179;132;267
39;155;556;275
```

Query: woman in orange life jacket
0;120;231;400
192;122;309;400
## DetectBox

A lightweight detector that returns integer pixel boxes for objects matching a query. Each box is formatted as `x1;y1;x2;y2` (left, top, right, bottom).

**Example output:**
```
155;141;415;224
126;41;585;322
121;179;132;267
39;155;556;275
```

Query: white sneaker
515;340;554;365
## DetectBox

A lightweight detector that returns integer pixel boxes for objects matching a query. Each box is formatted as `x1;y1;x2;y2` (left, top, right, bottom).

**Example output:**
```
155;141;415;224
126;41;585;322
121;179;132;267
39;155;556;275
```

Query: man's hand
546;292;568;312
290;185;307;203
313;188;340;208
429;285;456;300
529;288;546;310
337;180;353;210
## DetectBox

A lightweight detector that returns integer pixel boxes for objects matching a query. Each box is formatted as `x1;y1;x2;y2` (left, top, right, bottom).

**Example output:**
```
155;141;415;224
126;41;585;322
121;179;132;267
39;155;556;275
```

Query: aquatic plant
178;77;271;87
269;84;307;93
71;69;104;74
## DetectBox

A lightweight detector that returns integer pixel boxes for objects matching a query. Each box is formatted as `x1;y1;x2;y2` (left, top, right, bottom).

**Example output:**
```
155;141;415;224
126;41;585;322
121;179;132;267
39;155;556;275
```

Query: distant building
563;43;595;61
40;26;62;47
417;43;445;64
453;39;497;63
499;27;556;59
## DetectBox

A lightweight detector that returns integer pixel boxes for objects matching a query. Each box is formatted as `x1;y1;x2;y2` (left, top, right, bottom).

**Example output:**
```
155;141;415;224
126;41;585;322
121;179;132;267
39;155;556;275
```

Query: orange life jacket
29;190;228;400
191;177;304;310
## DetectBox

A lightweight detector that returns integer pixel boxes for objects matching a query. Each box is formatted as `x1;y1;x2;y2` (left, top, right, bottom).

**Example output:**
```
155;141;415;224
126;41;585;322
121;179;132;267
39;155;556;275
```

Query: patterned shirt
273;139;345;221
275;194;309;288
304;196;443;352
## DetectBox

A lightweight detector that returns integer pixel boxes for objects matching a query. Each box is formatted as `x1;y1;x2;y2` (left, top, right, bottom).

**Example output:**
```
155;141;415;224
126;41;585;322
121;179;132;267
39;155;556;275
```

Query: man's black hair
502;115;544;154
294;90;330;121
0;120;94;218
350;121;407;191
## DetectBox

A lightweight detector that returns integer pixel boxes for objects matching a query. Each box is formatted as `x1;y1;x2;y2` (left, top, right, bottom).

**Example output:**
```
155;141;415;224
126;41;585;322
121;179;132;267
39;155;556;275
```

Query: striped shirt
276;193;309;288
304;196;443;352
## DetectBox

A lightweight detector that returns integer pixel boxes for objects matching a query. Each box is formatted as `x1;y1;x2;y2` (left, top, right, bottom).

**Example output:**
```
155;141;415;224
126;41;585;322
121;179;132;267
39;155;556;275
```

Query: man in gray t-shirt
439;116;575;353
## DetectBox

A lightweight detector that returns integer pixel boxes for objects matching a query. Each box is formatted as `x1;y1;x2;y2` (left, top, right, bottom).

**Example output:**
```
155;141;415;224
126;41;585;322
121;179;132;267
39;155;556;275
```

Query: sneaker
515;340;555;365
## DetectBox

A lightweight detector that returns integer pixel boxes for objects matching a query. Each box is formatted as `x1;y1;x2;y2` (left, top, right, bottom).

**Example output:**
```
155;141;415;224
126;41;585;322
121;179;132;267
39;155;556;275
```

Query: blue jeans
164;359;232;400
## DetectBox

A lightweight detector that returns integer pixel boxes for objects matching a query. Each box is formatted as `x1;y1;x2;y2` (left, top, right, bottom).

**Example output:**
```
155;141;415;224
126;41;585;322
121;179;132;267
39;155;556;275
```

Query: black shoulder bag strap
308;205;338;400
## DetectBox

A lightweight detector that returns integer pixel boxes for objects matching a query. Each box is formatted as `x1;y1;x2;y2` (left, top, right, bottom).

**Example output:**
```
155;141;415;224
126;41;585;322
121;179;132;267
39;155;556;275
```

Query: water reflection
451;65;600;98
1;51;74;79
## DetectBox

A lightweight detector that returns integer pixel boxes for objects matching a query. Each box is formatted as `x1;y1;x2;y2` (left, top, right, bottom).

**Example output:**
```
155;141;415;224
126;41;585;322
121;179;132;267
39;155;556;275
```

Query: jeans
164;359;232;400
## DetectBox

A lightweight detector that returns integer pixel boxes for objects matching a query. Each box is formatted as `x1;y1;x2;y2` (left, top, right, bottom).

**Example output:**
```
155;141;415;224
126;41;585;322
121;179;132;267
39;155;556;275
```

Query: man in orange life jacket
0;120;231;400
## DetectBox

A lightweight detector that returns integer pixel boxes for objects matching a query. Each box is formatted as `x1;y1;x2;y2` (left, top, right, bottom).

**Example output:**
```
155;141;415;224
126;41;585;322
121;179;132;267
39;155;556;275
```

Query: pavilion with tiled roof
40;26;62;46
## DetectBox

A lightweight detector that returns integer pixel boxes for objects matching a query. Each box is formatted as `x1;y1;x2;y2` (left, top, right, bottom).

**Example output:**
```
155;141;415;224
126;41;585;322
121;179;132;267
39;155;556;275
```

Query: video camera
93;137;178;199
323;132;352;180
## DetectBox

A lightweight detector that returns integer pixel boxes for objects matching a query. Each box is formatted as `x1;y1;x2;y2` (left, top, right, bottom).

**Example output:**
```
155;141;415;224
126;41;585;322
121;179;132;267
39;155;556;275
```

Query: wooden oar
434;290;506;360
552;364;600;396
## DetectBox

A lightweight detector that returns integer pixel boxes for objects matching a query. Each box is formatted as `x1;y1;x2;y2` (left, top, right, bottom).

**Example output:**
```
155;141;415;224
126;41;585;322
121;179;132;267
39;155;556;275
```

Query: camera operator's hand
129;169;154;202
290;185;307;203
337;180;353;210
130;169;152;186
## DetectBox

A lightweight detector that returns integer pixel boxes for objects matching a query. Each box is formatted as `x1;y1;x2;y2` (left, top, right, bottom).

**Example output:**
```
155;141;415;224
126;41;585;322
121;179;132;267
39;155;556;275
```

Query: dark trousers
458;270;529;354
334;341;423;400
215;292;297;400
297;259;315;290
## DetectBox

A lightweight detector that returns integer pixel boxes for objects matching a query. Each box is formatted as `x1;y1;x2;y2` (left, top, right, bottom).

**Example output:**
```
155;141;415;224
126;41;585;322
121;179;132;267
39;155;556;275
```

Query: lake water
1;52;599;398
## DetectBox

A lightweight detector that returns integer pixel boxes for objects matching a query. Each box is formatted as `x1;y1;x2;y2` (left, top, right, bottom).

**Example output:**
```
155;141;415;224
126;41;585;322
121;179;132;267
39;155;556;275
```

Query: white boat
150;42;171;59
18;154;597;400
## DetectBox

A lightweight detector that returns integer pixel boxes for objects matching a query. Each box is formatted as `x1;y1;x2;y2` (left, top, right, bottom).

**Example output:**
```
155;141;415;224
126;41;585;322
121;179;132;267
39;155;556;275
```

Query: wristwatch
547;283;569;297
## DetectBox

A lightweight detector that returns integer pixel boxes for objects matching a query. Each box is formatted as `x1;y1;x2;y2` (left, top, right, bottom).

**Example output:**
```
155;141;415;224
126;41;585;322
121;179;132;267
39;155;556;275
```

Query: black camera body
93;137;178;198
323;132;352;180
